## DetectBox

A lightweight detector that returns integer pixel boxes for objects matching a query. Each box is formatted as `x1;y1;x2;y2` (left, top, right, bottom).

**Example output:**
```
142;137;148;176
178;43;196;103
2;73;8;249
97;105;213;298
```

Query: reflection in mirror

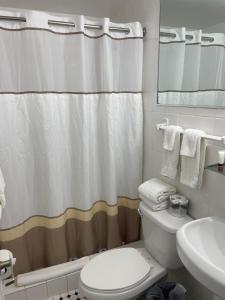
158;0;225;107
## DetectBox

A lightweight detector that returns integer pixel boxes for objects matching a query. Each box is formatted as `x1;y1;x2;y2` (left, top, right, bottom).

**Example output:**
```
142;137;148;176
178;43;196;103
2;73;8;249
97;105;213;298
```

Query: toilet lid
80;248;151;291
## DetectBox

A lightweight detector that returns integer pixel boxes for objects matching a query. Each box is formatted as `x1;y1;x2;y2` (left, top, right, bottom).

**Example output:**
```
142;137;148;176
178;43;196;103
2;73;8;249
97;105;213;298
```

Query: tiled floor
47;289;86;300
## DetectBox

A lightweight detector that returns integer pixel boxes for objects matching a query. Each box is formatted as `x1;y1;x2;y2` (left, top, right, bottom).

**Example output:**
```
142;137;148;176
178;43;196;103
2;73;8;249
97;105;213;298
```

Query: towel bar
156;119;225;145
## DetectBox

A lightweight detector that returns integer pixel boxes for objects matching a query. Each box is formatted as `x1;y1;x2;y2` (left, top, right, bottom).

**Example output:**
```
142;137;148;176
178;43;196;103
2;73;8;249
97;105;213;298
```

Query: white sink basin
176;217;225;299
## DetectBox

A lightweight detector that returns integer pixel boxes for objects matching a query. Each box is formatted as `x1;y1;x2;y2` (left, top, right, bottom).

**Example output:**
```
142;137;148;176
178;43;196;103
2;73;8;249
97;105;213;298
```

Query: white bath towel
163;125;183;151
140;193;169;211
138;178;176;204
0;168;6;208
161;125;183;179
180;129;204;157
180;129;206;188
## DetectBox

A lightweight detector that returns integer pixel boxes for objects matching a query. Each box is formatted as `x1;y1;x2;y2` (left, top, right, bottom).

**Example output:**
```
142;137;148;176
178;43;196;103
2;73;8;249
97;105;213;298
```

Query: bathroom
0;0;224;299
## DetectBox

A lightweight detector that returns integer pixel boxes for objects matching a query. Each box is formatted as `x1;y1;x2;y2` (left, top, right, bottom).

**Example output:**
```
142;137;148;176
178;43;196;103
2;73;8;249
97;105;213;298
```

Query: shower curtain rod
160;31;214;42
0;15;147;36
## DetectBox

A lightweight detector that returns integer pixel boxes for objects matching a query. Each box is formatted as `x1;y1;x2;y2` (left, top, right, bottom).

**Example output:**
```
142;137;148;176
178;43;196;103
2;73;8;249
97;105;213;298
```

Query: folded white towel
138;178;176;204
140;194;169;211
180;130;206;188
0;168;6;208
161;126;182;179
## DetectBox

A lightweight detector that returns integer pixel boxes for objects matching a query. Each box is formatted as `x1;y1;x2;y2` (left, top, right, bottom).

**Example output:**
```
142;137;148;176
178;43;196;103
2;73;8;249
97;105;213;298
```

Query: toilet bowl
79;202;192;299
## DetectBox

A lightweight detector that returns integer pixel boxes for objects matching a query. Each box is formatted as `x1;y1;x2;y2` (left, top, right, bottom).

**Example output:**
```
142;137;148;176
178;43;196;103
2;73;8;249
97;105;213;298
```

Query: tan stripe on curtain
0;197;140;275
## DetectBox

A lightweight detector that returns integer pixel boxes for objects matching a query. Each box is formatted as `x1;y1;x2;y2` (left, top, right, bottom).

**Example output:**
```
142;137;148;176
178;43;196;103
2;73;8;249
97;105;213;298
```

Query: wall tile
168;268;213;300
26;283;47;300
144;91;165;113
185;186;210;219
143;144;155;180
66;272;80;292
143;110;158;147
215;108;225;118
177;115;215;134
143;147;162;181
4;284;25;296
205;170;225;216
47;276;67;298
5;290;27;300
213;118;225;137
146;112;164;151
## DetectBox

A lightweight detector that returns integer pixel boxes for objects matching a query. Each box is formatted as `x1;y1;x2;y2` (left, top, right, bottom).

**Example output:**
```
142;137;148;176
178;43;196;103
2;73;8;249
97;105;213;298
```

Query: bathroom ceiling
160;0;225;29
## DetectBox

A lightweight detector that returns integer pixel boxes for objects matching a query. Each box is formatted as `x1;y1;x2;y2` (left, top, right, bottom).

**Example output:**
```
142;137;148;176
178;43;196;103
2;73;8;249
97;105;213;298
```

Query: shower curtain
0;9;143;274
159;26;225;106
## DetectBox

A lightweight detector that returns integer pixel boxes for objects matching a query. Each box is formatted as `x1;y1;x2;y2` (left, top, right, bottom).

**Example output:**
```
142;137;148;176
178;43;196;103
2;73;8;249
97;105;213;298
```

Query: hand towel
140;194;169;211
180;129;206;188
161;126;183;179
180;129;204;157
0;168;6;208
138;178;176;204
163;125;183;151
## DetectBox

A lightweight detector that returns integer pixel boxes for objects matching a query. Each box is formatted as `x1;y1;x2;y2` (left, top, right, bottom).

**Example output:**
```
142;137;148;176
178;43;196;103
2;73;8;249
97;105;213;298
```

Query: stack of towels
138;178;176;211
161;125;206;189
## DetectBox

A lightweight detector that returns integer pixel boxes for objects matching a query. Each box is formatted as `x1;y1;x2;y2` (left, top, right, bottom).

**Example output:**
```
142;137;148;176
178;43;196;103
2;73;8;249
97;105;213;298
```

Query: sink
176;217;225;299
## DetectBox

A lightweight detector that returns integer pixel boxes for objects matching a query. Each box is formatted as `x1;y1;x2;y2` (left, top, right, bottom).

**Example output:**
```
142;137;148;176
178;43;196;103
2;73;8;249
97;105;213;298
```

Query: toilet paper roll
0;249;15;281
0;249;13;263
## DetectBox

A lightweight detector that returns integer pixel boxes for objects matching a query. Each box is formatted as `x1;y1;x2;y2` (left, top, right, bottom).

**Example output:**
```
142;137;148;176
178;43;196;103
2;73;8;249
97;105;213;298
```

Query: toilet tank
139;202;192;269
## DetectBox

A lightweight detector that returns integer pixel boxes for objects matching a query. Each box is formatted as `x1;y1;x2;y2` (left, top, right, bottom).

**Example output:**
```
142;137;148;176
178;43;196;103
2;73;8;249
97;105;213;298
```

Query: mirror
158;0;225;107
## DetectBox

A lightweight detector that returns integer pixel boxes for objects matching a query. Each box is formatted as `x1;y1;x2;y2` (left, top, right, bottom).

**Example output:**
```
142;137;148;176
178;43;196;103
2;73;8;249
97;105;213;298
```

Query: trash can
139;282;187;300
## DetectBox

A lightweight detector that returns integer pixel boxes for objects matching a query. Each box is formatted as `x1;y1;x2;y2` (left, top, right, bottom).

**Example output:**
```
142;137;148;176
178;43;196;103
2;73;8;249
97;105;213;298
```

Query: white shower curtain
159;26;225;106
0;9;143;274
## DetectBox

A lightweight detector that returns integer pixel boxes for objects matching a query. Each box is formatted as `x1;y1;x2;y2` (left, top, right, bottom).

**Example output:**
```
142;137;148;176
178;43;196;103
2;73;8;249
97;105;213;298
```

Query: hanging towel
0;168;6;208
180;129;206;188
140;194;169;211
163;125;183;151
180;129;204;157
161;126;183;179
138;178;176;204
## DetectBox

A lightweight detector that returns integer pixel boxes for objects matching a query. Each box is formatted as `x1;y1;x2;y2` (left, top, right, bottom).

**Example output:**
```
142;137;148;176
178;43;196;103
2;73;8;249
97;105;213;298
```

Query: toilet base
79;248;167;300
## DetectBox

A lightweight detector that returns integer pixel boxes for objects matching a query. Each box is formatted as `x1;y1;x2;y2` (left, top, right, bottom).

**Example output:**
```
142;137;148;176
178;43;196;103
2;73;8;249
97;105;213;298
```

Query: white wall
114;1;220;299
160;0;225;30
143;2;225;299
0;0;112;17
205;20;225;33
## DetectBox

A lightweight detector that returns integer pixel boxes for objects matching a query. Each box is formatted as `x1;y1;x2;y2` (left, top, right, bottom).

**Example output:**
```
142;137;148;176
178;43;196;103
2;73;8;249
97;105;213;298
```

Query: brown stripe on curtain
0;198;140;275
0;27;143;40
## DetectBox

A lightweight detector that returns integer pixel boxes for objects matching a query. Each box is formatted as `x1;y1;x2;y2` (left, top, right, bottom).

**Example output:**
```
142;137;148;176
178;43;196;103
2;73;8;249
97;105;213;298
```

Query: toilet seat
80;248;151;293
79;247;167;300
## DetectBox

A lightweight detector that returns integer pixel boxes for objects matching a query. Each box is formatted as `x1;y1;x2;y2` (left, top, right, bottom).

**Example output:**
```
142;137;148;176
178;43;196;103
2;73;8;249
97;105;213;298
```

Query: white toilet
79;201;192;300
